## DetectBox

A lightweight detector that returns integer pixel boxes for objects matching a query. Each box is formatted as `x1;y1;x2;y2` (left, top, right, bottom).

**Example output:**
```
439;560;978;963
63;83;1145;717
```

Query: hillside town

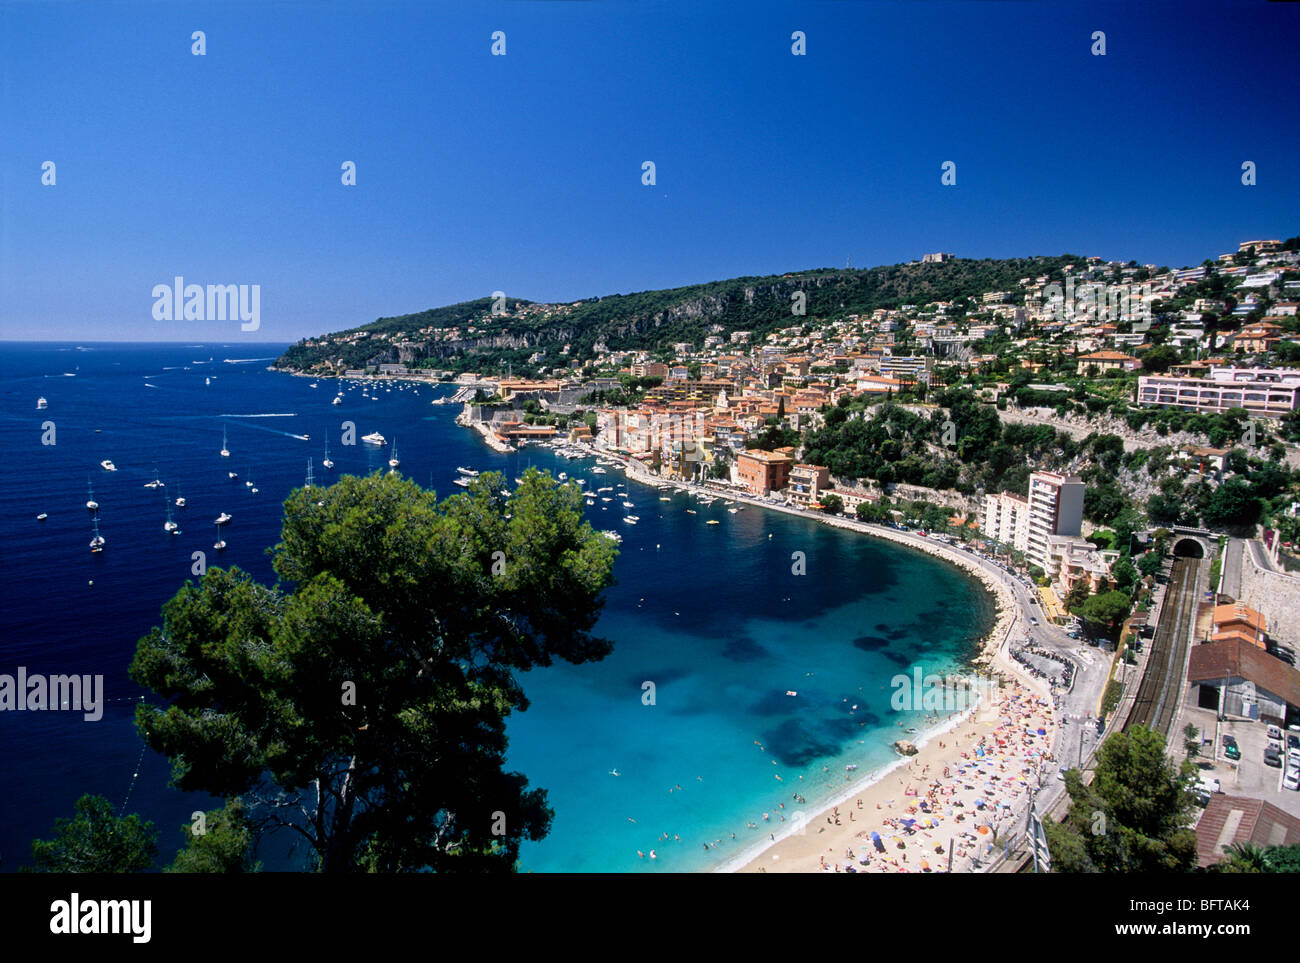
284;236;1300;866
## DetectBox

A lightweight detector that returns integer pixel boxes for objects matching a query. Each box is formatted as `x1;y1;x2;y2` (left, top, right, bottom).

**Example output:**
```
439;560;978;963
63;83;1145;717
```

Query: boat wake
222;357;275;364
219;413;297;418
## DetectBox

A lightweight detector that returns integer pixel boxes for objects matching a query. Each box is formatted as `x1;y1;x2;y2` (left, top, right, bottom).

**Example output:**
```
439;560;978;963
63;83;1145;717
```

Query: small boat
557;472;568;481
175;487;186;508
213;524;227;551
309;382;318;388
600;531;622;543
332;395;343;406
205;377;210;386
686;509;696;515
706;519;720;525
164;501;180;534
228;470;238;480
728;508;739;514
456;467;479;477
89;516;105;553
453;477;472;488
622;517;637;525
36;397;48;409
323;440;334;470
100;459;117;471
591;467;606;475
660;497;672;502
86;481;98;512
143;469;165;489
622;501;634;508
846;764;858;772
220;427;230;458
362;432;386;446
37;513;47;521
215;512;231;525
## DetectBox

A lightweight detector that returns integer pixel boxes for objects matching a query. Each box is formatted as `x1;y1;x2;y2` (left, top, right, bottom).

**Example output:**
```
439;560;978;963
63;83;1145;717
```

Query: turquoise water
0;342;993;872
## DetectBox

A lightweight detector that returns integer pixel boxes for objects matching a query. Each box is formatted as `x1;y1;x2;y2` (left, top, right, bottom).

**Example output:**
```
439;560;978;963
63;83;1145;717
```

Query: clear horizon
3;0;1297;342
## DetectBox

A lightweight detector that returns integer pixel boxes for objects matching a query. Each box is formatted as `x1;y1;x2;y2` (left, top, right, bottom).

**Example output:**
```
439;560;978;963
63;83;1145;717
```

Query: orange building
1212;604;1268;649
736;449;793;496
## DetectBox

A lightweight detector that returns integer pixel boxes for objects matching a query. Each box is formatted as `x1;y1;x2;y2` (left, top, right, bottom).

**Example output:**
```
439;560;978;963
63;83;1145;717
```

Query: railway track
1123;555;1200;736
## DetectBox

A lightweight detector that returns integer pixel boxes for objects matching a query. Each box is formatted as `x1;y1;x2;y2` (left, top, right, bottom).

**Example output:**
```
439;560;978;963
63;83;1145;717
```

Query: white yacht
215;512;232;525
622;501;634;509
86;481;98;512
323;440;334;470
175;487;186;508
36;397;48;409
362;432;386;446
220;426;230;458
100;459;117;471
388;440;400;469
600;530;622;543
37;513;48;521
89;517;105;553
591;467;606;475
456;467;480;477
228;470;238;480
213;523;227;551
164;502;180;534
332;395;343;406
453;477;472;488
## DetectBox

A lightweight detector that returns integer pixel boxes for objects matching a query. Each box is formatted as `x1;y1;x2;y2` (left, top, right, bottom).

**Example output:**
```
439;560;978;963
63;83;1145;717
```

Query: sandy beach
462;434;1060;872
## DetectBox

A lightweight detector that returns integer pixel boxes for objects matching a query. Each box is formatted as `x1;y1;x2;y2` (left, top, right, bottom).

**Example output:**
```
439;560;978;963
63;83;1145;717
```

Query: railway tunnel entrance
1173;538;1206;558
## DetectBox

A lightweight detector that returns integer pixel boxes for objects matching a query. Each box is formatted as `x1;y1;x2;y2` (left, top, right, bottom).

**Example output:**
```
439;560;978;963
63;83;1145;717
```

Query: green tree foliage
1201;477;1262;530
820;493;843;514
1043;726;1198;872
169;799;261;873
26;794;158;873
129;471;618;872
1078;590;1133;638
1140;345;1180;373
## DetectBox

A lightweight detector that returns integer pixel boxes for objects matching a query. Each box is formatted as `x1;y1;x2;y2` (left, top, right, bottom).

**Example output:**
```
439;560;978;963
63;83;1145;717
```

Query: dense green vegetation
1044;726;1198;873
117;470;617;873
276;255;1083;372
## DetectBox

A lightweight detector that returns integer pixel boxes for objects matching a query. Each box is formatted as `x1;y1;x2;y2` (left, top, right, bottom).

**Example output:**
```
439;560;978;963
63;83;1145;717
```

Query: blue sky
1;0;1296;342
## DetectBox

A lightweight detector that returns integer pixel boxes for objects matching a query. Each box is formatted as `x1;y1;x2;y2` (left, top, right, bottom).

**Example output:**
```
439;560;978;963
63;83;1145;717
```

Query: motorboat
86;481;98;512
362;432;386;446
453;477;472;488
37;513;47;521
323;440;334;470
215;512;232;525
36;397;48;409
100;459;117;471
456;467;479;477
220;426;230;458
89;517;105;553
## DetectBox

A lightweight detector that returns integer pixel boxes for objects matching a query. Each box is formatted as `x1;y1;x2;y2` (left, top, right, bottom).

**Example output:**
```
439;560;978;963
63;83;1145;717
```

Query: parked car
1285;767;1300;792
1223;734;1241;760
1289;734;1300;752
1265;745;1283;768
1267;724;1284;742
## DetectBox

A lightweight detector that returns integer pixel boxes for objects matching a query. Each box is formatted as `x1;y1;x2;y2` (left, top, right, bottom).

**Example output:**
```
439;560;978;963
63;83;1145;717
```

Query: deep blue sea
0;342;993;872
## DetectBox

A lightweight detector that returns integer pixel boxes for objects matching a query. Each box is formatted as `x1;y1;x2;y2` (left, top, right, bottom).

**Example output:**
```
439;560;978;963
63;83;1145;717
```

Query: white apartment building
1013;471;1086;574
1136;367;1300;417
983;491;1031;552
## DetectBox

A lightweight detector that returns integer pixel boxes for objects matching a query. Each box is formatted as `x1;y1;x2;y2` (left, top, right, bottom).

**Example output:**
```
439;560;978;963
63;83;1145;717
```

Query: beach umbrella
1037;727;1046;735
